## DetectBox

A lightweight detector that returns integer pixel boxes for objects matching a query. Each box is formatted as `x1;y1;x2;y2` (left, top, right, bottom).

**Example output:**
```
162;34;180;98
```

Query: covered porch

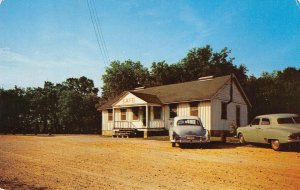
108;91;167;137
111;105;166;130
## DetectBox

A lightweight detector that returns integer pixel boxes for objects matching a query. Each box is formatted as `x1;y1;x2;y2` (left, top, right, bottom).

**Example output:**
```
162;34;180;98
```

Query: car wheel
172;142;176;147
271;139;281;151
239;133;246;145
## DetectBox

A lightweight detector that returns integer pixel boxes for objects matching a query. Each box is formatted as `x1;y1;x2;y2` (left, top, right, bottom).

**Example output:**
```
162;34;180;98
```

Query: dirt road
0;135;299;190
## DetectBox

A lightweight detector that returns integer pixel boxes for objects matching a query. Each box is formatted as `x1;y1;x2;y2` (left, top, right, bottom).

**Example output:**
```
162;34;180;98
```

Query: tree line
101;45;300;119
0;77;100;134
1;45;299;134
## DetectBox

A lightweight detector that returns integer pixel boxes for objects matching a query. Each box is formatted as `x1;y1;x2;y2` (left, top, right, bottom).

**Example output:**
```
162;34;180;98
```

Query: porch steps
112;129;137;138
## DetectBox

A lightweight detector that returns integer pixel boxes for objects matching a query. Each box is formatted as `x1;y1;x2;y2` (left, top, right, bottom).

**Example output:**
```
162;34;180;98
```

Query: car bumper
171;136;208;144
287;139;300;143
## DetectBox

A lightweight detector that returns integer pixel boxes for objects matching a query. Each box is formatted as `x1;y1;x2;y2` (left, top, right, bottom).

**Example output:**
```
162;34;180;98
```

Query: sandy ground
0;135;300;190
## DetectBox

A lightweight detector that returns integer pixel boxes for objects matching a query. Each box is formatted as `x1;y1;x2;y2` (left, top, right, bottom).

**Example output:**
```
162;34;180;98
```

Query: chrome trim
174;136;207;144
287;139;300;143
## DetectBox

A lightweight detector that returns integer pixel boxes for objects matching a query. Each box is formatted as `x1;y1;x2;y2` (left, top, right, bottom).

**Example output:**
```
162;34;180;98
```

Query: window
190;102;198;116
154;107;162;120
236;106;240;127
261;118;270;125
277;117;294;124
221;102;227;120
121;109;126;120
169;104;178;119
293;116;300;124
177;119;200;126
251;118;260;125
132;107;139;120
108;109;113;121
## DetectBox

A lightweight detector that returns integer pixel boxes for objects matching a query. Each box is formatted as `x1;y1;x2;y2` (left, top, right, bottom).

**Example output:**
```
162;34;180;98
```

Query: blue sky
0;0;299;90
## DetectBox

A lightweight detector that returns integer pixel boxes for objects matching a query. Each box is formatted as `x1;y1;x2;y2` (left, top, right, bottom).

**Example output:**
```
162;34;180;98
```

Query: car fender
263;128;290;143
237;127;250;141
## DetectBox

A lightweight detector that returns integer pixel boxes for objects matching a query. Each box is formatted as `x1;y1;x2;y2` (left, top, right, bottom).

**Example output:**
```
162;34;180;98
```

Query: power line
86;0;110;65
87;0;106;64
90;0;110;63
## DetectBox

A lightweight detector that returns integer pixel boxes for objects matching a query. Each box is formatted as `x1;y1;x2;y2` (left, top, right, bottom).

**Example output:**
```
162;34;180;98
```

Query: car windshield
251;118;260;125
177;119;200;126
277;117;295;124
293;116;300;124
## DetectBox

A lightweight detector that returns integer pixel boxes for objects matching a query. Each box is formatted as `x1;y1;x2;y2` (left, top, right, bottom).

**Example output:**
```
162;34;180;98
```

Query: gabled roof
134;75;231;104
98;74;251;110
99;91;127;110
130;91;162;104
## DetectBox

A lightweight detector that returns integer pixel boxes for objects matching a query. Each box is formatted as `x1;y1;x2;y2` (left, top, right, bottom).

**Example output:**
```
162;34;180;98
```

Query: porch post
146;104;149;128
144;104;149;138
112;107;115;129
162;105;165;129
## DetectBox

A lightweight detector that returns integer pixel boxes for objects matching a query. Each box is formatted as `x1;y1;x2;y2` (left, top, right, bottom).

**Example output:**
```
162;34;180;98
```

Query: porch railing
113;120;165;129
114;121;137;129
149;120;165;128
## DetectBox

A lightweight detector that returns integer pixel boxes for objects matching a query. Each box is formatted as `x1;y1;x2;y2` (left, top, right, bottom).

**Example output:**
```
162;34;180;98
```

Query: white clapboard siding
163;105;171;129
102;110;113;130
102;110;108;130
214;81;246;105
199;101;211;131
177;103;190;116
211;100;248;130
211;80;248;131
240;104;248;126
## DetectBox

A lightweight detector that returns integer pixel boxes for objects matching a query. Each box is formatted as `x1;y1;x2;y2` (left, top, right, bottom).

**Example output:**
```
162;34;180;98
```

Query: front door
257;118;271;143
236;106;240;127
246;118;260;142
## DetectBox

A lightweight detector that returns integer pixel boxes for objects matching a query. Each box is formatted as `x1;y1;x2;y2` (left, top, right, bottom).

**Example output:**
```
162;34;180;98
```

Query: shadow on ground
178;142;240;149
177;141;300;152
245;143;300;153
0;178;48;190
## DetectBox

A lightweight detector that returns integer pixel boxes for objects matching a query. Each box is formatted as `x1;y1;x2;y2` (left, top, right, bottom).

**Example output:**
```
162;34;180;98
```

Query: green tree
245;68;300;119
149;61;184;86
180;45;213;81
101;60;149;100
63;76;98;95
0;87;27;134
275;67;300;114
146;45;248;88
58;90;84;133
58;76;100;134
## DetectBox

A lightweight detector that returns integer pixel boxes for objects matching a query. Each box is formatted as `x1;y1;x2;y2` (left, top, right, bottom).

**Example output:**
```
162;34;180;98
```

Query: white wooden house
99;74;251;139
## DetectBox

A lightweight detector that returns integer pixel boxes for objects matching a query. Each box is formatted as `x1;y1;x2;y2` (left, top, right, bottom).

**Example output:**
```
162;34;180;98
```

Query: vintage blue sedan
169;116;208;147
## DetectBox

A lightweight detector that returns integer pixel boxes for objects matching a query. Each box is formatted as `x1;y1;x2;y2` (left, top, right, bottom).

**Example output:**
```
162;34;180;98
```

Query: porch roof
130;91;162;104
98;74;250;110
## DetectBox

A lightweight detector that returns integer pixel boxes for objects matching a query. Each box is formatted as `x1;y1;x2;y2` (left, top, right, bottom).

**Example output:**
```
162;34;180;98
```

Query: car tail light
288;133;298;140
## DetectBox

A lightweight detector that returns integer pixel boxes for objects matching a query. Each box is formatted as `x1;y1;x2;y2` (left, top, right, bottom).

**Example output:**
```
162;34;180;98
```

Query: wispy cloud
0;48;31;65
0;47;102;89
178;5;213;39
0;47;101;69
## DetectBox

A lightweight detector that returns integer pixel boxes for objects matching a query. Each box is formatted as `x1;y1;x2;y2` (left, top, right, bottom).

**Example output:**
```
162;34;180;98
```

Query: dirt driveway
0;135;299;190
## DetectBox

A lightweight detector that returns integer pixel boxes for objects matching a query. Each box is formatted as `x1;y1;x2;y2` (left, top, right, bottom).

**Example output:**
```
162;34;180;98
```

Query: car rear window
293;117;300;124
277;117;294;124
177;119;200;126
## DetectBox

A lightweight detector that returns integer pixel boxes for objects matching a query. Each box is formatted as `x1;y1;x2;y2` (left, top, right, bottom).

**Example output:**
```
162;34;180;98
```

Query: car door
245;118;260;142
256;118;271;143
